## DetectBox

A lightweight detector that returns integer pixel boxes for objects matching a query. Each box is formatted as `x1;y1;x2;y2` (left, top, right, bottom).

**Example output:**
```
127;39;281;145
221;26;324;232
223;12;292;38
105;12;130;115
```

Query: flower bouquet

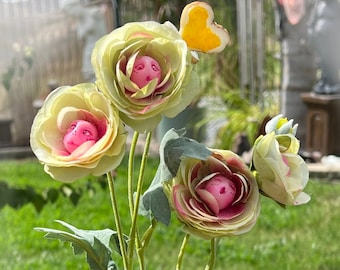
30;2;310;269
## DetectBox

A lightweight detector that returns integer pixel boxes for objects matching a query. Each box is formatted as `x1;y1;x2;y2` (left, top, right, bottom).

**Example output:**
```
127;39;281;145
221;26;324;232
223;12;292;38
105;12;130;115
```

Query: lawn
0;157;339;270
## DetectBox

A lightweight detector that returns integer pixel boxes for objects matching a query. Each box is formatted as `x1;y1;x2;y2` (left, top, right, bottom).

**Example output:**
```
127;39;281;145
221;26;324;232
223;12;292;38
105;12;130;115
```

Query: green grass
0;158;339;270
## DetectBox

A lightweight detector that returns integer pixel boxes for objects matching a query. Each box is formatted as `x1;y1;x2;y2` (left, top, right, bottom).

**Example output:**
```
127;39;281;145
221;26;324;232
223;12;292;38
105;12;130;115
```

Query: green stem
176;234;190;270
204;238;219;270
106;172;129;270
128;131;139;218
128;131;152;270
136;218;157;268
141;218;157;249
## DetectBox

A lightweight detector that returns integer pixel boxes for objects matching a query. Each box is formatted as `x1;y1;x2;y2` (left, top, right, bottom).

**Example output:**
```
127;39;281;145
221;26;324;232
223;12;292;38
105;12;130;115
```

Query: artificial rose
91;21;200;133
165;150;260;239
253;118;310;206
30;83;127;182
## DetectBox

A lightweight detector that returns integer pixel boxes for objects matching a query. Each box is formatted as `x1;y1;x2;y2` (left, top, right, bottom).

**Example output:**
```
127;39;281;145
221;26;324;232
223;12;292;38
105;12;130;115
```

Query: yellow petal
179;1;230;53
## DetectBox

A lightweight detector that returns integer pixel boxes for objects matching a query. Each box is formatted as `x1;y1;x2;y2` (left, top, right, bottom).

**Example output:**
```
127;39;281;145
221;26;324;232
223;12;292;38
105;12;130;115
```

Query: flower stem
204;238;219;270
176;234;190;270
128;131;139;218
141;218;157;249
128;131;152;270
106;172;129;270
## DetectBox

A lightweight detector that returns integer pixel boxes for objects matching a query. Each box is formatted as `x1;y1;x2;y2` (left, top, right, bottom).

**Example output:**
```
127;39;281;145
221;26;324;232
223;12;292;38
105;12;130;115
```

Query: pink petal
69;141;96;158
196;188;219;215
231;173;249;204
196;172;219;188
173;185;190;216
225;155;248;174
188;199;219;221
209;155;232;176
217;203;245;220
190;163;201;183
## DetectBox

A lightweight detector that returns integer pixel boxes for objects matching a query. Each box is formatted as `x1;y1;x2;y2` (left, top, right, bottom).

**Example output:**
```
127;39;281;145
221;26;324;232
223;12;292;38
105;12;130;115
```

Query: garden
1;1;340;269
1;158;339;270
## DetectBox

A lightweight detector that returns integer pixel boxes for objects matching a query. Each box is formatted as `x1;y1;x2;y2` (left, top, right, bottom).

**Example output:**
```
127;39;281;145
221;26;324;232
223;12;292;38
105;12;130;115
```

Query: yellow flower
30;83;127;182
165;149;260;239
91;21;200;133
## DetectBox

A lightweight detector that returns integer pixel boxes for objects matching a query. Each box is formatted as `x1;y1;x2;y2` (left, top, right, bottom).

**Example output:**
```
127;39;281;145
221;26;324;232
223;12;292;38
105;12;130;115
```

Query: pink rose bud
130;56;161;88
204;175;236;210
63;120;99;153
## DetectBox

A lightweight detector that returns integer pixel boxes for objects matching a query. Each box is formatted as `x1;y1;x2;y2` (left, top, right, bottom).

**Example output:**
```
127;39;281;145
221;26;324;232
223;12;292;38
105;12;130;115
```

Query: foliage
195;0;281;99
0;181;53;212
215;89;278;151
35;220;122;270
0;178;106;212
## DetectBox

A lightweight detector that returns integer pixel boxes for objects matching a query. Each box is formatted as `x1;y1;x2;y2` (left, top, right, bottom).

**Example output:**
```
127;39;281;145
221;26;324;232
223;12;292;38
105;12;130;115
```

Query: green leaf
164;136;212;176
140;129;212;226
46;188;59;203
141;186;172;225
30;193;46;213
0;182;49;212
35;220;125;270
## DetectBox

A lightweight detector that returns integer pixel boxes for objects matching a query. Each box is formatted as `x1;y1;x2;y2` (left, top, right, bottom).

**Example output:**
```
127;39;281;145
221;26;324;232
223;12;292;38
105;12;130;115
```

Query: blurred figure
274;0;315;152
308;0;340;94
279;0;306;25
60;0;109;82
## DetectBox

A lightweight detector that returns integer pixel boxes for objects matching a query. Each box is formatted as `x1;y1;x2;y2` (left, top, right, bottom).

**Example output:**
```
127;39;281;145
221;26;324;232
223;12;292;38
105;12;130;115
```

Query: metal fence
236;0;281;106
0;0;279;146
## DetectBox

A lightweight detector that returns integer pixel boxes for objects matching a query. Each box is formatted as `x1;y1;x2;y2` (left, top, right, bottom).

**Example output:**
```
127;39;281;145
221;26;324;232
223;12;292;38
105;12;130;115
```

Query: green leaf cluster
216;90;276;151
0;179;106;212
0;181;54;212
35;220;126;270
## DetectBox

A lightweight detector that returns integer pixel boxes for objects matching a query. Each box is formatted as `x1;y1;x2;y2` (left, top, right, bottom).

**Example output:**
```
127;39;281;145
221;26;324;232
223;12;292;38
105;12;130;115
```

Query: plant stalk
176;233;190;270
128;131;139;218
106;172;129;270
141;218;157;249
128;131;152;270
204;237;219;270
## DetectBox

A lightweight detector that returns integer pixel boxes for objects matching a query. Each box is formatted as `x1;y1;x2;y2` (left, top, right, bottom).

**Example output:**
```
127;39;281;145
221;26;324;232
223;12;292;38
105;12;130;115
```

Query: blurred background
0;0;281;149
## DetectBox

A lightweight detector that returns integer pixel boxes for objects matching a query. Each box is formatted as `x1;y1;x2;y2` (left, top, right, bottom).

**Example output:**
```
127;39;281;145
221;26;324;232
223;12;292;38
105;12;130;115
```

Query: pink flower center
204;175;236;210
63;120;99;153
130;56;161;88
